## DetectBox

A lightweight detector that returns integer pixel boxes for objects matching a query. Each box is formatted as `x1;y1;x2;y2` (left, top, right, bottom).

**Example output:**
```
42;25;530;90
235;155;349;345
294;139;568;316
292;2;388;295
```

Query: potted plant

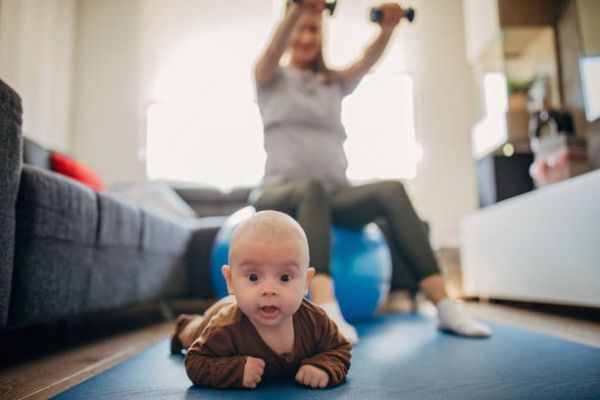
507;77;534;111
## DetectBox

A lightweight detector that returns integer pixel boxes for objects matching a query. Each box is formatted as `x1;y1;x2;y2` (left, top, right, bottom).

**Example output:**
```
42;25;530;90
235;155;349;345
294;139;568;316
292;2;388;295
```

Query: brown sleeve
300;310;352;387
184;324;247;389
173;297;237;351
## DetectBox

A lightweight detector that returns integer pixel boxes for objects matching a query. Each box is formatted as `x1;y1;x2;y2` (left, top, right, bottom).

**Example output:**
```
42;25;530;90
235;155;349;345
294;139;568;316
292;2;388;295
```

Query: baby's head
222;210;315;328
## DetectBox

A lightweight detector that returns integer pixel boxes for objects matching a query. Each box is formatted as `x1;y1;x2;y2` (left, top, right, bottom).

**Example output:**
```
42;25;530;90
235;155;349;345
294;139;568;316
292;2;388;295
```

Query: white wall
70;0;477;247
0;0;76;151
399;0;479;247
70;0;146;184
462;0;500;65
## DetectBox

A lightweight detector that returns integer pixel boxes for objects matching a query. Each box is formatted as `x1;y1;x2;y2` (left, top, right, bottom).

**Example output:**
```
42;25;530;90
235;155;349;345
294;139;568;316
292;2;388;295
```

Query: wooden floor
0;322;172;400
0;300;599;400
464;301;600;349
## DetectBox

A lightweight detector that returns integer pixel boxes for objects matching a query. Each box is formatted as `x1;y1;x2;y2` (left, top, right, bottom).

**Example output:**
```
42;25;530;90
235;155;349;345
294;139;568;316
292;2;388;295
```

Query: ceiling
503;27;549;59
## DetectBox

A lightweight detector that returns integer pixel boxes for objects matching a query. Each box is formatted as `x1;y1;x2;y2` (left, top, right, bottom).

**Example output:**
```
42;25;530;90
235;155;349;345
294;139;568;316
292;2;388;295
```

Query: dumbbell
370;6;415;23
290;0;338;16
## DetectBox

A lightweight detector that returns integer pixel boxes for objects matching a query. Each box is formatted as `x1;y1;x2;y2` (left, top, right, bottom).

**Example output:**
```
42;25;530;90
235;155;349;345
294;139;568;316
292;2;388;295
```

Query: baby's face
224;234;313;329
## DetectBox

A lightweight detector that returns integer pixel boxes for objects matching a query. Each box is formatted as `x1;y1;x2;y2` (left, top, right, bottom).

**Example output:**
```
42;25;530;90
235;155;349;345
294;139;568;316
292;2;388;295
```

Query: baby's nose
261;283;278;296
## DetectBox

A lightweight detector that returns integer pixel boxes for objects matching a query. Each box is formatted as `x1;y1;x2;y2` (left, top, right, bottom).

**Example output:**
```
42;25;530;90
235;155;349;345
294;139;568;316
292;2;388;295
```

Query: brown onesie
172;296;352;389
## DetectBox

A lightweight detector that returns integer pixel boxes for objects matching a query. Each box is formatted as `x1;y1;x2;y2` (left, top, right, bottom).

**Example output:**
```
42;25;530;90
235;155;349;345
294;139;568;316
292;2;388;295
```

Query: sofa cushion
9;167;195;326
108;181;197;220
10;166;98;326
97;193;143;247
0;79;23;328
84;194;140;311
15;166;98;244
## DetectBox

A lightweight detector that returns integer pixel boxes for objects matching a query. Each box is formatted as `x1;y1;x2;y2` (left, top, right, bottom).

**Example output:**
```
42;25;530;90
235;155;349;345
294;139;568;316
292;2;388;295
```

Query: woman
251;0;490;343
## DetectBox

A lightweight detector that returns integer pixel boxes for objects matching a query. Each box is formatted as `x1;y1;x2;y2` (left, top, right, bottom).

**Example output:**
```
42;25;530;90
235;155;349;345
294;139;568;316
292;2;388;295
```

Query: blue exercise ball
210;206;392;322
330;224;392;322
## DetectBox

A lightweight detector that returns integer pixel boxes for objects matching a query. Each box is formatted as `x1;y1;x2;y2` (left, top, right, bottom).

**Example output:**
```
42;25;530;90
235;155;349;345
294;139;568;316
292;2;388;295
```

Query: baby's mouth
259;305;279;317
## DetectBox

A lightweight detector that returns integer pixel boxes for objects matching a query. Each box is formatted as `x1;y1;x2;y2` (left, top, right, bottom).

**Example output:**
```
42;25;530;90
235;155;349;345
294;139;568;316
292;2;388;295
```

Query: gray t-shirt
255;66;349;192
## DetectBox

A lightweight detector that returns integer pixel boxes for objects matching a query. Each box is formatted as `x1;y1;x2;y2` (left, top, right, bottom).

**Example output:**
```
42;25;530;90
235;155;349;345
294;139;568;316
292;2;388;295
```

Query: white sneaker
318;301;359;345
437;298;492;337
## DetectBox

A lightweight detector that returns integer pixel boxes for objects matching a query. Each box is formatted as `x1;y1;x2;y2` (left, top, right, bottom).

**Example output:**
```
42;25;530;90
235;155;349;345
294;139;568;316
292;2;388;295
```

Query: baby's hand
295;364;329;388
243;356;265;389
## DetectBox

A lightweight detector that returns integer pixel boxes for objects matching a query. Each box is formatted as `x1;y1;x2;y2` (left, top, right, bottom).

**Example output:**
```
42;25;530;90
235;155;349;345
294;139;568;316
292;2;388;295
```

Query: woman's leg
331;181;443;297
251;179;331;279
332;181;490;337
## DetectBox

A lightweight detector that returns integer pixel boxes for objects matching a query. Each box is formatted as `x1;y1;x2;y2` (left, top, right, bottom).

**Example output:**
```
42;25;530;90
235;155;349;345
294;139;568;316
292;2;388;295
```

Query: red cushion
50;151;106;191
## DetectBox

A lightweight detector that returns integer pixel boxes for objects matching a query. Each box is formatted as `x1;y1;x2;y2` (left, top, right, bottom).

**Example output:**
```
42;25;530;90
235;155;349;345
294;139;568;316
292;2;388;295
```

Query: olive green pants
251;179;440;290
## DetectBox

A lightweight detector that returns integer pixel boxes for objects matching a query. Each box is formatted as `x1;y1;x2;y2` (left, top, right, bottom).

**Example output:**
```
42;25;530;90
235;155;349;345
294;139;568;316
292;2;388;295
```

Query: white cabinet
461;169;600;307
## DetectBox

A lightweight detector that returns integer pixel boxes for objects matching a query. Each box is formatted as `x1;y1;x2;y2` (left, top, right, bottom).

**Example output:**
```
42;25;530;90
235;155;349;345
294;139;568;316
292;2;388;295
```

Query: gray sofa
0;79;248;330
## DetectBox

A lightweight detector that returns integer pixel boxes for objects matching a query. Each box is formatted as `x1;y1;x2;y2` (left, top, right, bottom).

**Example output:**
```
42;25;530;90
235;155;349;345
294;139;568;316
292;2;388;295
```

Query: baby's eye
248;273;259;282
280;274;292;282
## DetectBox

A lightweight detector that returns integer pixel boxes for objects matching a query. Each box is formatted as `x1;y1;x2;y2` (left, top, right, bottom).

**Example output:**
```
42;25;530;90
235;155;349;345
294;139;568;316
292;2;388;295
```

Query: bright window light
146;24;267;188
147;19;420;189
580;56;600;122
343;73;420;181
471;72;508;158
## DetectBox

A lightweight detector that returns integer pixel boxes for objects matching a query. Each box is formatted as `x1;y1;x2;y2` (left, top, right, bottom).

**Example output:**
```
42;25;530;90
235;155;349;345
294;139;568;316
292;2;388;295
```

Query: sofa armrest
0;79;23;328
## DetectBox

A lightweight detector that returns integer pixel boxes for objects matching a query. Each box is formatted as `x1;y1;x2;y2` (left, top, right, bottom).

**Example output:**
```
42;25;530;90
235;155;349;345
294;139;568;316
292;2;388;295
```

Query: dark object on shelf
529;109;574;139
476;153;535;207
528;109;588;188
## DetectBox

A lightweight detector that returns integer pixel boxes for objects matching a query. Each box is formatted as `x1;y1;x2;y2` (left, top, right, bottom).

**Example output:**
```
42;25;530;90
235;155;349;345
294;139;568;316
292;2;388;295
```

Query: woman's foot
310;274;359;344
436;298;492;337
378;290;415;314
318;301;359;345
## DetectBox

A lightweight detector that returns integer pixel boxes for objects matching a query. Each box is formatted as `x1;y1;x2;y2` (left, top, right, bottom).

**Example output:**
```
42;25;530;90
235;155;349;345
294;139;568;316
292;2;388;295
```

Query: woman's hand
243;356;265;389
295;364;330;388
376;3;404;31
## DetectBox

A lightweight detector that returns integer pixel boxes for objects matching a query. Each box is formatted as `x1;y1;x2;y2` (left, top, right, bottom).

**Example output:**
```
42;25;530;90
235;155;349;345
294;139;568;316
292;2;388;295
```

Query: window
580;56;600;122
342;73;421;181
471;72;508;159
147;18;420;189
146;24;266;188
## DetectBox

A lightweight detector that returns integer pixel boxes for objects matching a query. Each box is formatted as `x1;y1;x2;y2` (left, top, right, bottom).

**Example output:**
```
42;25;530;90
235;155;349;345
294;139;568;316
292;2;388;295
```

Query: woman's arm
338;3;404;95
254;0;324;86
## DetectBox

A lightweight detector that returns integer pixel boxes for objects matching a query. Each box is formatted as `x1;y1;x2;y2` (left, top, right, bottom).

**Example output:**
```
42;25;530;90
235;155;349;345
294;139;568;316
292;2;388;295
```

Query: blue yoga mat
54;314;600;399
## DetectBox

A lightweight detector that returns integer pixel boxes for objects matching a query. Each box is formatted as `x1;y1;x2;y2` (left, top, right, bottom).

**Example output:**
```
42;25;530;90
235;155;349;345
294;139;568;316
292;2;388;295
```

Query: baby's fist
295;364;329;388
243;356;265;389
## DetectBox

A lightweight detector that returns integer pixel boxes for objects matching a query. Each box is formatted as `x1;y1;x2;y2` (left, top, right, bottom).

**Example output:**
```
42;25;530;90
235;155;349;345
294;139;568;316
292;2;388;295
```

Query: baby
171;210;351;389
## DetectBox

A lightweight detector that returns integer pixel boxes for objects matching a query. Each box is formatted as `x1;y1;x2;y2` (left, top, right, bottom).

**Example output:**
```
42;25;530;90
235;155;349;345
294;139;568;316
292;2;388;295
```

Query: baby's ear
221;265;234;294
304;267;316;296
